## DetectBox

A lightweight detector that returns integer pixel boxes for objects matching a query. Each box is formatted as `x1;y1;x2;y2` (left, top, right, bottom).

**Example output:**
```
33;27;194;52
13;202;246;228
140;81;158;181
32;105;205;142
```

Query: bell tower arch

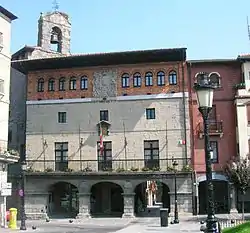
37;10;71;54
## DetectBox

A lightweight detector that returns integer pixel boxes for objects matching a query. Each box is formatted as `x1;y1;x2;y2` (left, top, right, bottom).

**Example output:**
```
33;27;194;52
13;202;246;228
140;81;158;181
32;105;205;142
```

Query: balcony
197;121;223;139
25;158;192;174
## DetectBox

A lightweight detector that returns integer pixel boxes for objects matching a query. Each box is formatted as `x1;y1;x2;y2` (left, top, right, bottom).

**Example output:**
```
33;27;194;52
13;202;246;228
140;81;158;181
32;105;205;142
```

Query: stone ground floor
8;172;194;219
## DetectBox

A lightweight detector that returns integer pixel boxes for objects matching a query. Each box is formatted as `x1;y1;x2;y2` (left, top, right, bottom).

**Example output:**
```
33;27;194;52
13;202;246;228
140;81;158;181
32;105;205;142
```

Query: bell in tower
50;31;59;44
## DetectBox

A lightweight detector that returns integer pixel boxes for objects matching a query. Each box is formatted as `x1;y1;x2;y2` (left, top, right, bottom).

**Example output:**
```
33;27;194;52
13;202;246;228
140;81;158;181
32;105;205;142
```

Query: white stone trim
26;92;189;105
197;173;228;183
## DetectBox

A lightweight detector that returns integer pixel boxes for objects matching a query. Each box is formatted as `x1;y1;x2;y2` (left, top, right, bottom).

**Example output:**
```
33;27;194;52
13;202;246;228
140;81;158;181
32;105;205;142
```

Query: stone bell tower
37;9;71;54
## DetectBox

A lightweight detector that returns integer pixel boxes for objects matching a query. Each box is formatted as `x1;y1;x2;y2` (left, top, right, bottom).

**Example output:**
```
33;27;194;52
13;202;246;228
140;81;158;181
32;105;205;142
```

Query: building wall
25;94;190;172
0;11;12;152
27;62;186;101
189;61;241;173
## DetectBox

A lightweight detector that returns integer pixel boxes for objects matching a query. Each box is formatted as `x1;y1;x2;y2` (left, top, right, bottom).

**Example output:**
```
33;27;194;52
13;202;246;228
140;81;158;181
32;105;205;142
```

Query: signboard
1;183;12;189
0;189;11;196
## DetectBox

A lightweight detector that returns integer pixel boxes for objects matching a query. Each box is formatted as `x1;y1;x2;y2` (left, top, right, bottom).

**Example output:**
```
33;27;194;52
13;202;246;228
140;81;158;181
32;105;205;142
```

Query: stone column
229;183;238;214
122;192;135;218
76;193;91;218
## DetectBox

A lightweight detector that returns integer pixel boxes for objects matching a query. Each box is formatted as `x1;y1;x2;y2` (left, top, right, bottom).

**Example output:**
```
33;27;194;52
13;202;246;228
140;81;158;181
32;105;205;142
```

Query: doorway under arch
90;182;124;217
198;180;229;214
48;182;79;218
134;181;170;217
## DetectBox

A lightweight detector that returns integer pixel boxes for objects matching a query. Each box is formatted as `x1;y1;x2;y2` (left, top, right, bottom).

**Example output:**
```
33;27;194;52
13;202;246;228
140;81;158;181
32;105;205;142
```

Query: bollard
8;208;17;229
160;208;169;227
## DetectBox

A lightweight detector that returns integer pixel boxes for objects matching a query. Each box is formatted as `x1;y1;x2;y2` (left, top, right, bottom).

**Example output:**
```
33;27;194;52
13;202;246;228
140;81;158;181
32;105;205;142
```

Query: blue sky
2;0;250;59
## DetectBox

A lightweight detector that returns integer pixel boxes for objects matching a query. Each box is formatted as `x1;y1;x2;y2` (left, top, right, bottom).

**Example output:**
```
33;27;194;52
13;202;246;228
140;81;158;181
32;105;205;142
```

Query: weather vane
52;0;59;11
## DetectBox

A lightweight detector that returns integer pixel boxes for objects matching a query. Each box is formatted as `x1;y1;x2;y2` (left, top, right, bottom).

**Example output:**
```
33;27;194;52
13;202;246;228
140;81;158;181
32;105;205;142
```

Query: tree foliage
224;158;250;194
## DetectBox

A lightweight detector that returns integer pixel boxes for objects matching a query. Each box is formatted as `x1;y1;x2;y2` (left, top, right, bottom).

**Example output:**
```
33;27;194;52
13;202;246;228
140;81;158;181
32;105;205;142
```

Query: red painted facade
188;60;242;173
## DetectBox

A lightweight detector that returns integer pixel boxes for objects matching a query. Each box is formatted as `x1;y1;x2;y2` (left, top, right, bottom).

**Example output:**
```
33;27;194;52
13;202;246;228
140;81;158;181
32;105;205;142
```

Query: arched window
48;78;55;91
69;77;77;90
145;72;153;86
209;72;221;88
157;71;165;86
133;72;141;87
80;76;88;90
59;77;65;91
168;71;177;85
121;73;130;88
37;78;44;92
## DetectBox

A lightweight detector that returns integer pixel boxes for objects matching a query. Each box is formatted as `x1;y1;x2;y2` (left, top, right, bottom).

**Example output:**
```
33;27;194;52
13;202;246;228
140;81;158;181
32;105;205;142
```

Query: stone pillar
122;192;135;218
76;193;91;218
229;183;238;214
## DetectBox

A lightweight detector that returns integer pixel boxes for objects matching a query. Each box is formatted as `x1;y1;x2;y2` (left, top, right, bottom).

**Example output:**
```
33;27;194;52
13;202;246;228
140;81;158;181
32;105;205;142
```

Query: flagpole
123;121;128;170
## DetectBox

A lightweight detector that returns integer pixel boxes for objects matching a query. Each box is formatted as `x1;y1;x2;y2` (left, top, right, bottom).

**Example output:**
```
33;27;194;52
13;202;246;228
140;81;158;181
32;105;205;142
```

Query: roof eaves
0;6;17;21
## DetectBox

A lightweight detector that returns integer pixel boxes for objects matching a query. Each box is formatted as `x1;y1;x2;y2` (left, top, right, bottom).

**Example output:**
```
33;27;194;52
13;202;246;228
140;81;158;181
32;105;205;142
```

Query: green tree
224;158;250;220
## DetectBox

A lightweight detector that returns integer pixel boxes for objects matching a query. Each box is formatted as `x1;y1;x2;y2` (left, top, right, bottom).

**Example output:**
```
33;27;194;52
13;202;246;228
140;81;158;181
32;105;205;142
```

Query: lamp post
194;72;217;232
172;160;179;224
20;161;27;231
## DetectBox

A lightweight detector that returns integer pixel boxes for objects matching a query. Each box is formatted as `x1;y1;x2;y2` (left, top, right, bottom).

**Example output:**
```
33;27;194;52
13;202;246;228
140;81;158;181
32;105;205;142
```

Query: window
58;112;67;123
80;76;88;90
0;32;3;47
169;71;177;85
146;108;155;119
100;110;109;121
97;141;112;171
133;72;141;87
37;78;44;92
145;72;153;86
144;140;159;169
55;142;68;171
121;73;130;88
209;72;221;88
69;77;77;90
59;77;65;91
0;79;4;95
210;141;218;163
157;71;165;86
48;78;55;91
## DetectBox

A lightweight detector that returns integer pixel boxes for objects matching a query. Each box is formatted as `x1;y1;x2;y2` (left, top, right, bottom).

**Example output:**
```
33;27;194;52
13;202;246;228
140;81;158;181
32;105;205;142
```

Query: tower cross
52;0;59;11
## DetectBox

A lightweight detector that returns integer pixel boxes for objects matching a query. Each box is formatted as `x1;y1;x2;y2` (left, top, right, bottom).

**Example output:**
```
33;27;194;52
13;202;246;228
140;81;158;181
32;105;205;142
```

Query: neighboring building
187;59;241;215
12;47;192;219
9;10;71;157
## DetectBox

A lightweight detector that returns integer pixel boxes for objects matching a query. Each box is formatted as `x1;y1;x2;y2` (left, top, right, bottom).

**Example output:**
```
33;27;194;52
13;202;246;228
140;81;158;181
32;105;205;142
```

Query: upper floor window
210;141;218;163
157;71;165;86
0;79;4;95
145;72;153;86
133;72;141;87
144;140;159;169
100;110;109;121
58;112;67;123
169;71;177;85
146;108;156;119
48;78;55;91
121;73;130;88
209;72;221;88
55;142;68;171
59;77;65;91
80;76;88;90
97;141;112;171
37;78;44;92
0;32;3;48
69;77;77;90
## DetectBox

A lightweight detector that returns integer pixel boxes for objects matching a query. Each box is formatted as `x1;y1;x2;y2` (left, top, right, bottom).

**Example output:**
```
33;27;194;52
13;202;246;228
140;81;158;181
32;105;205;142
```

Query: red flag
99;124;104;155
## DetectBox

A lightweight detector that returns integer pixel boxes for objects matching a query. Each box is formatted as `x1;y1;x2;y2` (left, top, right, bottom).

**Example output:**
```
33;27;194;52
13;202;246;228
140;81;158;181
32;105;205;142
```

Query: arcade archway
134;181;170;217
198;180;229;214
48;182;79;218
90;182;124;217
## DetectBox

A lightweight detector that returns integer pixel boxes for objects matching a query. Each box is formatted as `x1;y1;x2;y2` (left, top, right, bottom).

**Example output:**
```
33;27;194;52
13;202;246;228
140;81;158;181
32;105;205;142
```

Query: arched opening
134;181;170;217
198;180;229;214
48;182;78;218
90;182;124;217
50;26;62;52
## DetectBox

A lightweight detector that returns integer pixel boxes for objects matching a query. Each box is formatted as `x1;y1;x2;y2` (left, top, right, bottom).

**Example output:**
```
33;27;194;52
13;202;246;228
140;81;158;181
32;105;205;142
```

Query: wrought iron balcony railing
24;158;192;174
197;121;223;138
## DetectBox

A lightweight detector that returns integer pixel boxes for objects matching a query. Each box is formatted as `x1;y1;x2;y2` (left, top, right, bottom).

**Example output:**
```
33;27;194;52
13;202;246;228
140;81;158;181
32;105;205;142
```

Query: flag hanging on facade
99;124;104;155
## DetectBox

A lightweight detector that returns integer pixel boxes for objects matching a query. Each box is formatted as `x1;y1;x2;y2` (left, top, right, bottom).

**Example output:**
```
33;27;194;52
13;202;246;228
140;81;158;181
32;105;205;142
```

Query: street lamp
20;161;27;231
194;72;217;232
172;160;179;224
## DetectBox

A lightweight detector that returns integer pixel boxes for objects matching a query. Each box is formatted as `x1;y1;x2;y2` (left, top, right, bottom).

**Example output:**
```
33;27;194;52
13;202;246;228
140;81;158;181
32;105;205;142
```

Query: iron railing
198;121;223;134
25;158;192;173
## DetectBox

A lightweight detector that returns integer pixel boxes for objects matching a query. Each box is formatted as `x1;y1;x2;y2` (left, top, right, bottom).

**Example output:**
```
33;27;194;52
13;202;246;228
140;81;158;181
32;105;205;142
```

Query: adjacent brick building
187;59;241;214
